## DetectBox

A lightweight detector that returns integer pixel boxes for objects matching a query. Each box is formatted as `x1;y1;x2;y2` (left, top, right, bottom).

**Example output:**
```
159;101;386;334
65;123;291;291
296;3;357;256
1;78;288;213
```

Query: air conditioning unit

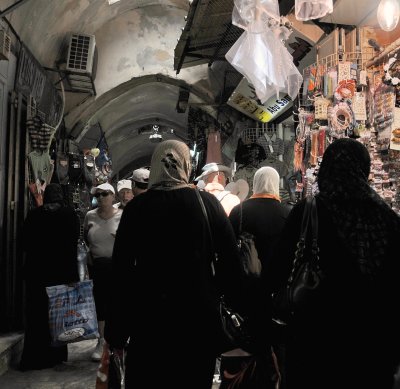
65;33;96;94
66;33;96;74
0;30;11;61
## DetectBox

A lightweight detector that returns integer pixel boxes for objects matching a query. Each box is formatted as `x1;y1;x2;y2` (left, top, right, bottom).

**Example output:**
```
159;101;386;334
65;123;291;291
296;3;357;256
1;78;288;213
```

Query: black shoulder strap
299;196;313;242
194;189;216;275
288;196;318;283
239;203;243;235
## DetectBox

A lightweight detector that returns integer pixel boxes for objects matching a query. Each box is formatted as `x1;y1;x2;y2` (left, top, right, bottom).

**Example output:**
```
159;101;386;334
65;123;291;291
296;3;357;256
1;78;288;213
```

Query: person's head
117;179;133;207
91;182;115;208
130;168;150;196
148;140;191;190
317;138;371;200
195;163;231;186
253;166;280;197
43;183;64;205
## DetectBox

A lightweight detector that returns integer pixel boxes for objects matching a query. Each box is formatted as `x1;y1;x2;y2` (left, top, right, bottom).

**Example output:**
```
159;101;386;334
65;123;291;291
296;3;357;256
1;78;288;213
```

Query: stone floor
0;339;99;389
0;337;221;388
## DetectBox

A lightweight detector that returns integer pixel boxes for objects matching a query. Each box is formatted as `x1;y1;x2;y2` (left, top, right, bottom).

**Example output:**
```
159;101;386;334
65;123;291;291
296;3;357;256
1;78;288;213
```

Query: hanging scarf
317;138;400;278
148;140;191;191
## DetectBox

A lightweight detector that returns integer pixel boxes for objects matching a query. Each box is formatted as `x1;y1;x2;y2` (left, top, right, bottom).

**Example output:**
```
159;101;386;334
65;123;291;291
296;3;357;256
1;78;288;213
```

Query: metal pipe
0;0;31;18
5;91;16;326
366;36;400;68
10;92;23;324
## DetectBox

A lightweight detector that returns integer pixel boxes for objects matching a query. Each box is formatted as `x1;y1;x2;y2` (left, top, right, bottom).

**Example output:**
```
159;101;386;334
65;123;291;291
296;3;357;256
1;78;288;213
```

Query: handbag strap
310;196;318;260
194;189;217;275
288;196;319;283
239;203;243;235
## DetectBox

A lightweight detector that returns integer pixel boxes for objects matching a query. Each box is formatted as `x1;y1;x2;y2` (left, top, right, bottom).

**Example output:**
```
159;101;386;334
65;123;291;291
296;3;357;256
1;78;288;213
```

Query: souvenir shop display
290;39;400;214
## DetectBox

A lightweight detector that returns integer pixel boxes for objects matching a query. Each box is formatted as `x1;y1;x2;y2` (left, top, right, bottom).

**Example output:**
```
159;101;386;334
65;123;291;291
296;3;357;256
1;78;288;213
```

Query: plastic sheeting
226;0;303;103
295;0;333;21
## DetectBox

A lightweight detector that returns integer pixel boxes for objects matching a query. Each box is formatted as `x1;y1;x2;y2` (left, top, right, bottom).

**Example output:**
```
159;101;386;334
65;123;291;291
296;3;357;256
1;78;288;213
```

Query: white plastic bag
226;22;303;103
46;280;99;346
295;0;333;21
232;0;280;29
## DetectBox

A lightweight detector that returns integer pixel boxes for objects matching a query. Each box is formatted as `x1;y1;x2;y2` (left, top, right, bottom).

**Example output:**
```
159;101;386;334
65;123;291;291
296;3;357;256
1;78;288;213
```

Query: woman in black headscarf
19;184;80;370
105;140;244;388
270;138;400;389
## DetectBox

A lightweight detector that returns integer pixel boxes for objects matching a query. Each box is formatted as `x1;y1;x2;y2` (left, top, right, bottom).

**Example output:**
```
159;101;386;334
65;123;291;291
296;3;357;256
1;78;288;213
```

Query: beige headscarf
148;140;192;191
251;166;281;201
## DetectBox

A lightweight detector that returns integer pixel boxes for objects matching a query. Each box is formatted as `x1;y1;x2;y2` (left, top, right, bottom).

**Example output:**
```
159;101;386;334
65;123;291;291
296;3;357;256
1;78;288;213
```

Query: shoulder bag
237;203;262;277
272;196;325;325
194;189;251;351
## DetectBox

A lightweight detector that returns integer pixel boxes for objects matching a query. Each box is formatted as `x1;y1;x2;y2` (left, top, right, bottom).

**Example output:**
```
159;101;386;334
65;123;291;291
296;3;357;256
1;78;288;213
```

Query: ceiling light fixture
377;0;400;32
108;0;121;5
149;125;163;143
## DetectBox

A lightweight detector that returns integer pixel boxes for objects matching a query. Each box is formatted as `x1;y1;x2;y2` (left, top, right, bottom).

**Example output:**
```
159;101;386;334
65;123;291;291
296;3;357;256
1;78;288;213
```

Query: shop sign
227;78;292;122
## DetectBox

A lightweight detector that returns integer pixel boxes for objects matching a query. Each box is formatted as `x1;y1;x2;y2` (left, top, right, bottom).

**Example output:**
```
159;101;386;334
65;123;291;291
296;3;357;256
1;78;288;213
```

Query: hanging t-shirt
256;132;284;158
28;150;52;184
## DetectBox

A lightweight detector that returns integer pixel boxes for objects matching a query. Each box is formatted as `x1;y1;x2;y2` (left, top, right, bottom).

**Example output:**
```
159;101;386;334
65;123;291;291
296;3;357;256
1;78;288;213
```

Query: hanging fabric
206;130;223;164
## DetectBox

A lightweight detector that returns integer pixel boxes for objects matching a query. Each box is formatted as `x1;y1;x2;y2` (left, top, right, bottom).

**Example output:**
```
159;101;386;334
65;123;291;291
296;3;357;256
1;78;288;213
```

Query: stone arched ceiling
3;0;228;177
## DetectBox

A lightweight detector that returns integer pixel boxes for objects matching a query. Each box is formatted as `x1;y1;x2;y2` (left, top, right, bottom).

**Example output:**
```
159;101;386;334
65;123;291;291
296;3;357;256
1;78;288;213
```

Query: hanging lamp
377;0;400;32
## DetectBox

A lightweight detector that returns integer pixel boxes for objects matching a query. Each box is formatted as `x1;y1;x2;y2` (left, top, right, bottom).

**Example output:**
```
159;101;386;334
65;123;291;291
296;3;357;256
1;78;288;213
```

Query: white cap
90;182;115;195
117;179;132;193
195;163;231;181
129;168;150;184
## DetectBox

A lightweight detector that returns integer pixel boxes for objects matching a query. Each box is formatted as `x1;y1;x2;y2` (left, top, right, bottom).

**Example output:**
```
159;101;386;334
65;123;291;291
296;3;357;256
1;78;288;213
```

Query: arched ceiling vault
3;0;229;177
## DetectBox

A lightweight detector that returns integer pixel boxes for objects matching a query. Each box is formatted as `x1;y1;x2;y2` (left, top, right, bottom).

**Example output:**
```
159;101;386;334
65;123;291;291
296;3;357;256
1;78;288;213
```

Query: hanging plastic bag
46;280;99;346
226;0;302;103
295;0;333;21
226;22;303;103
232;0;280;29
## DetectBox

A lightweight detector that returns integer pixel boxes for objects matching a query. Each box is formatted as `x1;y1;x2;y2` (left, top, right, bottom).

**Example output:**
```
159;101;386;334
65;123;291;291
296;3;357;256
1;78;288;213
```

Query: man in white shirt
196;162;240;216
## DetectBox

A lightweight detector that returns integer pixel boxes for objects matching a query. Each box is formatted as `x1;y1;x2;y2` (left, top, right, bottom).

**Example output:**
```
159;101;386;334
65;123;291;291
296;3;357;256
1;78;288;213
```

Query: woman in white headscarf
228;166;291;385
105;140;244;389
230;166;290;269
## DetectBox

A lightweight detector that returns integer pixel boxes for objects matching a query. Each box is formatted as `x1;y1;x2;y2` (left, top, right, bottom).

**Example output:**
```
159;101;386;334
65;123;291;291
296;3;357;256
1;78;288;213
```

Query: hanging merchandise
206;130;222;164
94;136;112;185
314;96;330;120
295;0;333;21
328;101;356;138
226;0;302;103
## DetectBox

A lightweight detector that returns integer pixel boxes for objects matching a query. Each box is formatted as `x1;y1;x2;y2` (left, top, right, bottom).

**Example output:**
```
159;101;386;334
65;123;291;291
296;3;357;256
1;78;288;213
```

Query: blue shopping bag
46;280;99;346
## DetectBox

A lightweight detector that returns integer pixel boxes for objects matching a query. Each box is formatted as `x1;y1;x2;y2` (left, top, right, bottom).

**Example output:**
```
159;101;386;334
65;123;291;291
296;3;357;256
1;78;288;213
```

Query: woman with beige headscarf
105;140;244;388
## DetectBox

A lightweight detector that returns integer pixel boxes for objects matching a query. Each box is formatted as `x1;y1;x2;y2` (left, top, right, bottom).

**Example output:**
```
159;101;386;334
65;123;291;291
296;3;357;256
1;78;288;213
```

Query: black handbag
272;196;325;324
195;189;251;351
237;203;262;278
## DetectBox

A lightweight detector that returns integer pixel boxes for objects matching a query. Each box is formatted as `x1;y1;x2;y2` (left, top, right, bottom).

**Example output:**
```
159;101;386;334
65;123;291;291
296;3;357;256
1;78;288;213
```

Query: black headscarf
43;183;64;210
317;138;400;278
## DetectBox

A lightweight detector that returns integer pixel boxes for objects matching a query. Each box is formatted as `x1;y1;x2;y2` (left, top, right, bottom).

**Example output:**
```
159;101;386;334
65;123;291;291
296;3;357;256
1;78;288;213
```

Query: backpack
237;204;262;277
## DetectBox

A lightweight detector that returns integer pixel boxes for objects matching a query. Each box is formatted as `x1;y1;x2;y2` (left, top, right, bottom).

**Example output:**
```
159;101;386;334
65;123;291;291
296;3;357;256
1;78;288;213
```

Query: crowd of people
19;138;400;389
